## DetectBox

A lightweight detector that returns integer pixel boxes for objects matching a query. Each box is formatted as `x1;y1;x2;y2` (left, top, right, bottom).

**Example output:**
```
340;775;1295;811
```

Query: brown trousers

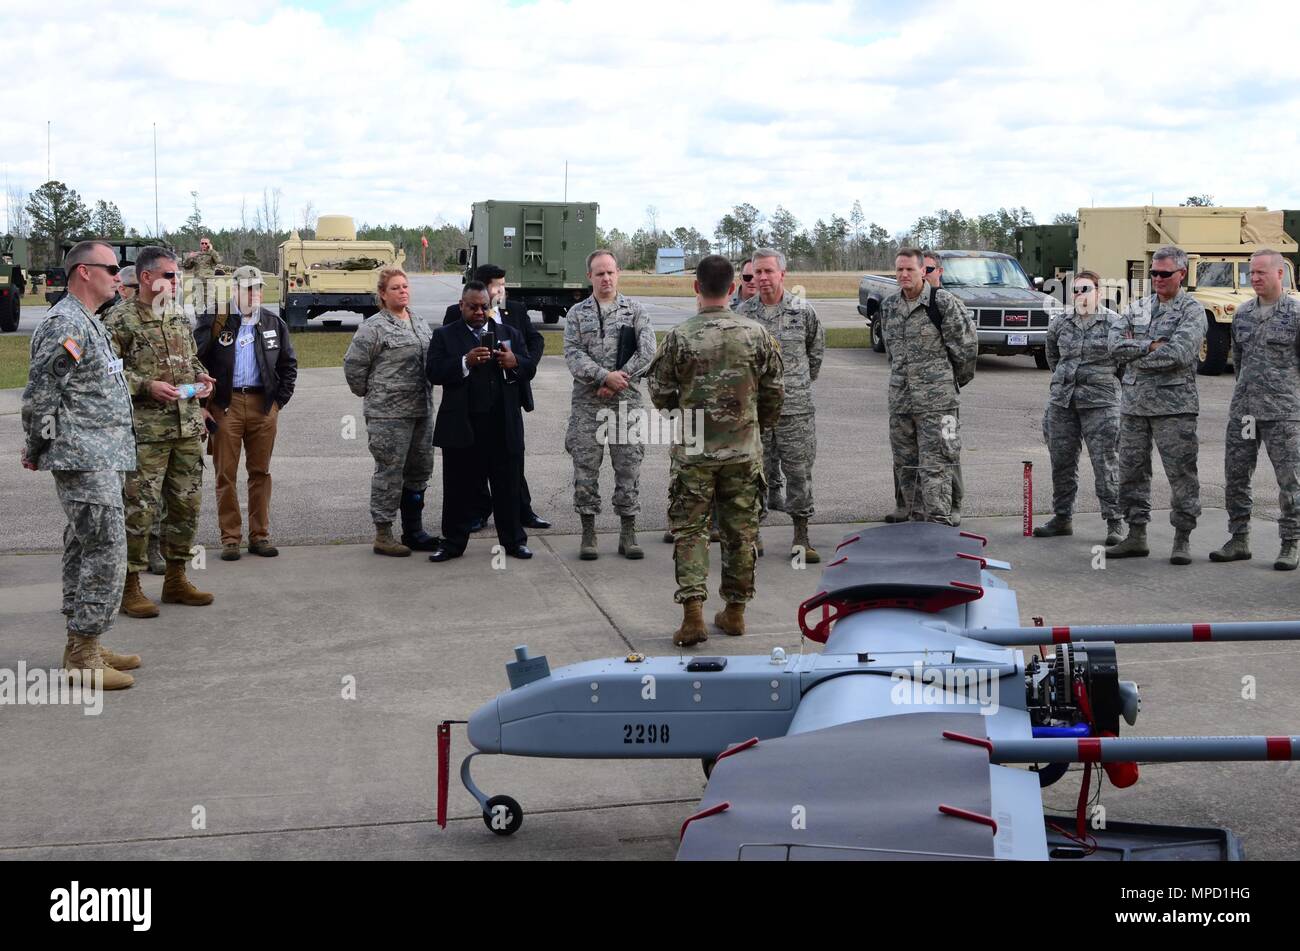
212;392;279;544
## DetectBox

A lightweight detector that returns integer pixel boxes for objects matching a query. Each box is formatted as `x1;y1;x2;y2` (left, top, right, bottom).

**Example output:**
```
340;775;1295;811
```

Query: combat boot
372;523;411;557
1105;519;1124;547
1032;515;1073;538
1275;540;1299;572
662;530;674;544
1170;530;1192;566
1105;524;1148;559
64;634;134;690
1209;533;1251;563
399;488;441;552
161;562;214;606
147;533;166;575
673;599;708;647
884;508;910;523
756;533;764;558
618;516;644;560
714;602;746;637
120;571;160;619
580;514;599;561
792;517;820;563
65;631;142;672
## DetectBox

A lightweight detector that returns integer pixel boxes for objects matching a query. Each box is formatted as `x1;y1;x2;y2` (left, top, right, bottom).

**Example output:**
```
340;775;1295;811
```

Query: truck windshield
1238;261;1294;289
941;256;1031;289
1196;262;1233;288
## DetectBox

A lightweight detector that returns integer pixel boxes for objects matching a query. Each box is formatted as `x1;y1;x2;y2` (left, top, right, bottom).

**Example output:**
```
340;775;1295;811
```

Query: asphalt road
2;347;1297;860
8;272;869;334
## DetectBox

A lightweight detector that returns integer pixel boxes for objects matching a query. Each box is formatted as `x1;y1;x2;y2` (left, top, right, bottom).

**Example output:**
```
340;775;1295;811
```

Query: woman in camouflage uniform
343;268;438;556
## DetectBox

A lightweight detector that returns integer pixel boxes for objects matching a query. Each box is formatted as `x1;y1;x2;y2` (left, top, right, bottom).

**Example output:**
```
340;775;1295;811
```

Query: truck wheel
1197;320;1230;376
1034;349;1050;370
0;293;19;332
870;318;885;353
541;307;563;325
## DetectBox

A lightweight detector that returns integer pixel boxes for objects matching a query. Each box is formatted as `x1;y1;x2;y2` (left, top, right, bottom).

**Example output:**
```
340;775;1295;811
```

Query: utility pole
153;123;160;237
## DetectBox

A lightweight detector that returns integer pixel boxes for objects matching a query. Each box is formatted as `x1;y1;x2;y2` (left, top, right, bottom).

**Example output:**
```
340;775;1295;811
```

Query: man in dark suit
427;282;537;562
443;264;550;531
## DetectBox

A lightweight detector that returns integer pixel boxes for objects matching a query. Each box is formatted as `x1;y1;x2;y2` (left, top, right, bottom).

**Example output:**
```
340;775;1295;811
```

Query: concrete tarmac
2;347;1298;860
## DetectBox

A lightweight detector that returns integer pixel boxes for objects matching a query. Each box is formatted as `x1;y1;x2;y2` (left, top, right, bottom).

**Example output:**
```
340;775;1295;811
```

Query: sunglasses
924;266;937;273
1072;284;1096;293
148;271;179;280
1150;269;1181;279
80;262;121;276
741;274;754;282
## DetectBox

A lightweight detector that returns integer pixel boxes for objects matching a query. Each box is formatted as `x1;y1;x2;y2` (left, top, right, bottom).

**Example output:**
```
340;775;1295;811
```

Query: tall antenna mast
153;123;160;237
564;161;568;203
46;121;51;182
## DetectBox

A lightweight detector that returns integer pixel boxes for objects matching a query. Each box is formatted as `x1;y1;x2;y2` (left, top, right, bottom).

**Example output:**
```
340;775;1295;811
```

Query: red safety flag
421;235;428;248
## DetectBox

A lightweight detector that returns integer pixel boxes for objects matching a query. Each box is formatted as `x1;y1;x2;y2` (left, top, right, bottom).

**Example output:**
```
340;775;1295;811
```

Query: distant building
655;247;686;274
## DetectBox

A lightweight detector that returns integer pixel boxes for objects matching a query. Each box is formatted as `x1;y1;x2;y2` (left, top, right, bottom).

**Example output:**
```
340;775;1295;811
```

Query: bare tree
6;185;31;238
300;200;318;234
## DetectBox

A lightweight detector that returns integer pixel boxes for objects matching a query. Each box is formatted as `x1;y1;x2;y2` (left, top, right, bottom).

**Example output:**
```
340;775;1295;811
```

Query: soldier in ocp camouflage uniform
881;250;978;525
1033;270;1123;545
1106;245;1207;565
563;250;657;560
648;255;784;647
343;267;437;556
103;246;217;615
738;248;825;561
1210;249;1300;570
21;241;140;689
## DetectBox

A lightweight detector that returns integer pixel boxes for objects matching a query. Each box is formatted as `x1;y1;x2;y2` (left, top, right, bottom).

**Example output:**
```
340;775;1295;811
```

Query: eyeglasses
924;266;937;273
1072;284;1096;293
80;262;121;276
741;274;754;282
1150;269;1181;279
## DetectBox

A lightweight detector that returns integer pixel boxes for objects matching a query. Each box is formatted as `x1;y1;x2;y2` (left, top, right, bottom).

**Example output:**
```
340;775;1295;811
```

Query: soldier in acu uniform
103;246;218;616
563;249;657;560
881;249;978;525
343;266;438;556
648;255;784;647
21;241;141;689
182;236;223;310
1210;249;1300;571
1106;245;1207;565
1033;269;1124;545
738;248;825;561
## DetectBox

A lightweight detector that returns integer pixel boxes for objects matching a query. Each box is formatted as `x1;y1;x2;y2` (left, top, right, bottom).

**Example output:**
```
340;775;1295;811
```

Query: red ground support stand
1022;460;1033;536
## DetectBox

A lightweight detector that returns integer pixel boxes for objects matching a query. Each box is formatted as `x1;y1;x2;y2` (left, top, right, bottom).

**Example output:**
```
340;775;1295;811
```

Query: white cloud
2;0;1298;241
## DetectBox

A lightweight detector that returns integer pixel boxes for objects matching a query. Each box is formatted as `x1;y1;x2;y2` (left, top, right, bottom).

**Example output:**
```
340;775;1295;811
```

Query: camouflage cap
233;265;265;286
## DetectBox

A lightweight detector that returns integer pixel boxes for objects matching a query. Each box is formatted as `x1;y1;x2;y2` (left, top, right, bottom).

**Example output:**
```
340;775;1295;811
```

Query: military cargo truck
458;200;598;323
1016;224;1077;285
0;234;29;332
1077;206;1299;375
278;215;406;329
35;237;166;309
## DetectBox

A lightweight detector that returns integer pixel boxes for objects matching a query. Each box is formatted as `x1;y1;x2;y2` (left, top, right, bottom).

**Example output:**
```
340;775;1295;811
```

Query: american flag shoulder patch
61;337;84;361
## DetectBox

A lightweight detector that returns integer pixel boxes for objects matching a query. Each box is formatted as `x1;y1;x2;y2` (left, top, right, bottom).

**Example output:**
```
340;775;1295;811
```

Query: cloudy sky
3;0;1298;240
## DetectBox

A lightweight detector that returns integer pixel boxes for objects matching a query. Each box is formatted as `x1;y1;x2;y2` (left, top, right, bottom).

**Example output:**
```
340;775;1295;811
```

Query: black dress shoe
428;546;462;563
506;545;533;559
467;516;488;533
402;531;443;552
521;514;551;530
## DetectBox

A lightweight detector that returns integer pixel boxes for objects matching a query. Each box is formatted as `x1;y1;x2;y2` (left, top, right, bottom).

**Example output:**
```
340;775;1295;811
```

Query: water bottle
177;383;198;399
